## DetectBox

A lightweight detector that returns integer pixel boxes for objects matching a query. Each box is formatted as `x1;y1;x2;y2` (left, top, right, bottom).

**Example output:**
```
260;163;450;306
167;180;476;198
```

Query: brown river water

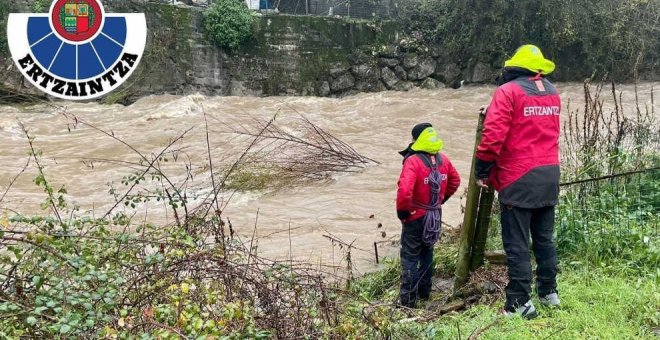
0;83;657;273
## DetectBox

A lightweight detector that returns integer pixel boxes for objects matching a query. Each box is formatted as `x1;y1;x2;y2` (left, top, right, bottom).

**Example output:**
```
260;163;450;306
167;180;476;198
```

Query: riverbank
0;211;657;338
0;80;658;337
1;83;658;272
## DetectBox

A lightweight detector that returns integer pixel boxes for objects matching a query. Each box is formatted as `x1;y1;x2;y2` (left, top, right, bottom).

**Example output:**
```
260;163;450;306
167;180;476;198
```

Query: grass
340;250;659;339
426;267;658;339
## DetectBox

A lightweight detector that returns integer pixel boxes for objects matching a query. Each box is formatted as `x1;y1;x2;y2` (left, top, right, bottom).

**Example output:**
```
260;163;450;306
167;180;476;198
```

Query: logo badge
7;0;147;100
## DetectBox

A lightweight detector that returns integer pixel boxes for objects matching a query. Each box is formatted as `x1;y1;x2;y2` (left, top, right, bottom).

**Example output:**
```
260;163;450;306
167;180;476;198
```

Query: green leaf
59;324;71;334
26;316;37;325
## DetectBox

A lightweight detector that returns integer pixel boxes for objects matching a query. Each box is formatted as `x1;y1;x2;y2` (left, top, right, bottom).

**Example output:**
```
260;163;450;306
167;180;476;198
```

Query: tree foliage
204;0;255;50
0;1;10;57
397;0;660;80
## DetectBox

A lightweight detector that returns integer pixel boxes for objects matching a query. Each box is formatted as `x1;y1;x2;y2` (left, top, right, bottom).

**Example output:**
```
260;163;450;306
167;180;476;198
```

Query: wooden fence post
470;185;494;270
454;108;489;291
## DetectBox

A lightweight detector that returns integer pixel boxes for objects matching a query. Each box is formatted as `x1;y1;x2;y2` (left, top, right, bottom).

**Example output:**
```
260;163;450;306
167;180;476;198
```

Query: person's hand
397;210;417;221
397;210;411;221
476;178;489;189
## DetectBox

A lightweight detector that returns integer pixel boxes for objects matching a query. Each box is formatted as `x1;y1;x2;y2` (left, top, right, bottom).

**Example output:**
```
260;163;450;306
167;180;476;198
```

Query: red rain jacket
476;76;561;208
396;153;460;222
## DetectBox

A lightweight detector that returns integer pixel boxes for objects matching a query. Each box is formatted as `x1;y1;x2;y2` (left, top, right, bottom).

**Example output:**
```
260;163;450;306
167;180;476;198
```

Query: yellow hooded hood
410;127;444;154
504;44;555;75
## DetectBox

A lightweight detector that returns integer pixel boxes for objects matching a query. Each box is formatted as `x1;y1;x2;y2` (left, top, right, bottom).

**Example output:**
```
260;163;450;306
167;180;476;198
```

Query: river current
1;83;657;272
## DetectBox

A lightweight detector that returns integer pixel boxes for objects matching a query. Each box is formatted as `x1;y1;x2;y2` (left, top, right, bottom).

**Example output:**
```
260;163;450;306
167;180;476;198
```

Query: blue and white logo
7;0;147;100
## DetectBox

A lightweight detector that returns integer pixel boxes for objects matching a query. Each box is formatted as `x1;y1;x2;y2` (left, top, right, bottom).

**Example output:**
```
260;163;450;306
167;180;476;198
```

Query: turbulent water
0;83;657;273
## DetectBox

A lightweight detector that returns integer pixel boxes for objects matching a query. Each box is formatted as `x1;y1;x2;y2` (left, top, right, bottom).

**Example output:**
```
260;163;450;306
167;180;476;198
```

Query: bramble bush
0;110;377;338
0;141;333;338
204;0;255;50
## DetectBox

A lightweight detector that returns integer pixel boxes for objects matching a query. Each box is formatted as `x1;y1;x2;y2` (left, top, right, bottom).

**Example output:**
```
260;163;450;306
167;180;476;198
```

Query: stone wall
7;1;649;105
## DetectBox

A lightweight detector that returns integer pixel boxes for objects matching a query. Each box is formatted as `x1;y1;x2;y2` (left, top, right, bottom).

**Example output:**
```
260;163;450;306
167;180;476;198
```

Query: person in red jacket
475;45;561;319
396;123;460;308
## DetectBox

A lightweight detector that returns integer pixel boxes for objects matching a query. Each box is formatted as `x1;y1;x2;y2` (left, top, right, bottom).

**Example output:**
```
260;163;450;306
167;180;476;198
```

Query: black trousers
399;218;433;308
501;204;558;309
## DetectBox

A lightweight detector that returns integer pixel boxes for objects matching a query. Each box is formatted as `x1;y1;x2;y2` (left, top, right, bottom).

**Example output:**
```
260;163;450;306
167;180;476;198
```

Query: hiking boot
539;292;560;307
503;300;538;319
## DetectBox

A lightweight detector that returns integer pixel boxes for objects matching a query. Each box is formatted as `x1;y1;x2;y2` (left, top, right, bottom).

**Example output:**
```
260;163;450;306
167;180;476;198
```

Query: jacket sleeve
476;86;513;166
396;157;417;213
443;156;461;203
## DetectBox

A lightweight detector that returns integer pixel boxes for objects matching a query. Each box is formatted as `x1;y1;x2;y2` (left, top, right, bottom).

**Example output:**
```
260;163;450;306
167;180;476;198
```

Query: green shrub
204;0;255;50
396;0;660;80
32;0;48;12
0;2;10;56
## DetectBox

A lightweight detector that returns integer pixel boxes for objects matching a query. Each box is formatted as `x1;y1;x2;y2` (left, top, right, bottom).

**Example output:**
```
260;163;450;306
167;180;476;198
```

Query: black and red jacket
475;74;561;208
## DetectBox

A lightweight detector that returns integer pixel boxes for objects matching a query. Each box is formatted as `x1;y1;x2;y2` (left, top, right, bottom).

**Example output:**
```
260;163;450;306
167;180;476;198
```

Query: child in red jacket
396;123;460;308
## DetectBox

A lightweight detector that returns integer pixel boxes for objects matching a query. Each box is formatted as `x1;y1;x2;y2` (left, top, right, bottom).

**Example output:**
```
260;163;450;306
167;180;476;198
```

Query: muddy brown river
1;83;657;273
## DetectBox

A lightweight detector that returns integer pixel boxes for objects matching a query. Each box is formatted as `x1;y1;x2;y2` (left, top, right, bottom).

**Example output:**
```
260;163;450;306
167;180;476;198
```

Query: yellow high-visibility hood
504;44;555;75
410;127;444;154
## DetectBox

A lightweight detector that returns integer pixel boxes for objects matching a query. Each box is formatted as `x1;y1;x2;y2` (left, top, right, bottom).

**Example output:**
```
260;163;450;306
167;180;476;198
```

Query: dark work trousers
399;217;434;308
501;204;558;309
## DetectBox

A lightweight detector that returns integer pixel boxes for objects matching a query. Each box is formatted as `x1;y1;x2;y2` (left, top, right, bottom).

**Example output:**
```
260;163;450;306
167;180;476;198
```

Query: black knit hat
412;123;432;140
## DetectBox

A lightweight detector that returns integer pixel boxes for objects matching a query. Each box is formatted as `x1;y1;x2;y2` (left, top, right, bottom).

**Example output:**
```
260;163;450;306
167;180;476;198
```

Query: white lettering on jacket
523;106;560;117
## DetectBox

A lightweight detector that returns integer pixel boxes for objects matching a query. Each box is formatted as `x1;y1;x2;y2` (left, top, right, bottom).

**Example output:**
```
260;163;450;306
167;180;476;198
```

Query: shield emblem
61;2;92;34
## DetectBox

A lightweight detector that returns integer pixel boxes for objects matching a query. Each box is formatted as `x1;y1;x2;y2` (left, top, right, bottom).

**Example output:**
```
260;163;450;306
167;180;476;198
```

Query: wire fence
277;0;395;19
104;0;212;7
484;167;659;271
555;167;659;268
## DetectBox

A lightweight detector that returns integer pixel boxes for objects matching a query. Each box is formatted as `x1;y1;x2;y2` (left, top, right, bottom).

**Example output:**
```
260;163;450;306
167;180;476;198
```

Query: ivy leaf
26;316;37;325
59;324;71;334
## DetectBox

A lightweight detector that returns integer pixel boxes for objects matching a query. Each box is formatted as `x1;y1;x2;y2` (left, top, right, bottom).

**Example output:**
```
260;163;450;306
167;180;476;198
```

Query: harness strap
418;153;442;169
413;153;444;246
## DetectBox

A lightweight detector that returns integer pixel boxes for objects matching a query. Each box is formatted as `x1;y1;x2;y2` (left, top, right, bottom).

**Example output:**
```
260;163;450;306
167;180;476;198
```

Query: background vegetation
397;0;660;81
204;0;255;50
0;1;10;58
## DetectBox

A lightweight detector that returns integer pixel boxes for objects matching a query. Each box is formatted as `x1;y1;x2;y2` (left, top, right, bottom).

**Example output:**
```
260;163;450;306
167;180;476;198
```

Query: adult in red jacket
396;123;460;308
475;45;561;318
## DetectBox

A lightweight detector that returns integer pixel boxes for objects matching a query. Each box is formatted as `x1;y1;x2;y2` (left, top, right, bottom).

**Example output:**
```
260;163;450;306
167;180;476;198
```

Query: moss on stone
0;1;12;60
234;15;400;95
103;3;195;104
